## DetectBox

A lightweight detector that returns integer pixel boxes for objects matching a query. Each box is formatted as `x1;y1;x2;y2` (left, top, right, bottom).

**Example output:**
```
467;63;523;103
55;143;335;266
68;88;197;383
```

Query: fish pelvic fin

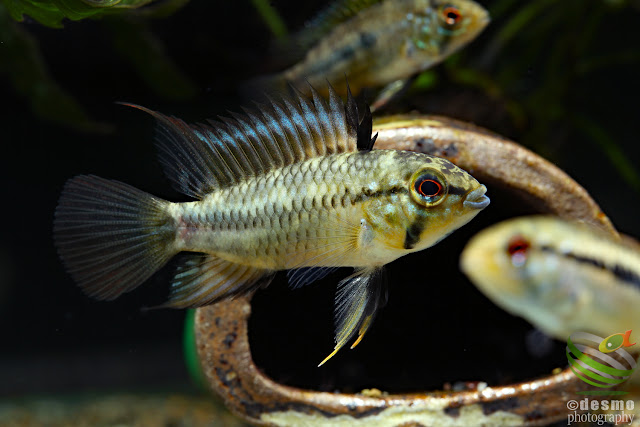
319;267;386;366
163;254;274;308
54;175;177;301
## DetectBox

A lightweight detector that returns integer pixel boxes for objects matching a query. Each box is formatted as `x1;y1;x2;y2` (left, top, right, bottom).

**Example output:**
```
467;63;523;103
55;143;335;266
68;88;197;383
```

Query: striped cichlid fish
258;0;489;105
460;216;640;341
54;86;490;365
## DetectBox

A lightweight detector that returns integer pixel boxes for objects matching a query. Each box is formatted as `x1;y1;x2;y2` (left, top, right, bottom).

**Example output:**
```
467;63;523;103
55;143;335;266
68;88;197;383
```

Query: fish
53;85;490;365
256;0;490;108
460;216;640;342
599;330;635;354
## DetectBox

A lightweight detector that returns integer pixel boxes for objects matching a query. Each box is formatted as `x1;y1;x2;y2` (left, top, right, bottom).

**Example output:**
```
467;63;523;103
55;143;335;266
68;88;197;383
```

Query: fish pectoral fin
370;78;414;112
163;254;273;308
318;267;385;366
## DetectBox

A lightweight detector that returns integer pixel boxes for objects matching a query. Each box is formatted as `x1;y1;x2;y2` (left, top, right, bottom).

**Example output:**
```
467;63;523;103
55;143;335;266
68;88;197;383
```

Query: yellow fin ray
318;267;386;366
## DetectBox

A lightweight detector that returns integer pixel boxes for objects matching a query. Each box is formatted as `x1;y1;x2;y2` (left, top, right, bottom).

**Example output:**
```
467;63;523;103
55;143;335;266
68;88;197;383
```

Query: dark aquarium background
1;0;639;424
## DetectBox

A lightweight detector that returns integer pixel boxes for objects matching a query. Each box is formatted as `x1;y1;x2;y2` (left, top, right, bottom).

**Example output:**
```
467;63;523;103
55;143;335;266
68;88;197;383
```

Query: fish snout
463;185;490;209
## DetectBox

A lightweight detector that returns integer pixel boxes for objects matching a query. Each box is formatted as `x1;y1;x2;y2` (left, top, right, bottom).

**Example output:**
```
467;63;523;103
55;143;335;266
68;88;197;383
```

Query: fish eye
410;169;448;206
506;235;530;267
417;178;442;198
441;5;462;26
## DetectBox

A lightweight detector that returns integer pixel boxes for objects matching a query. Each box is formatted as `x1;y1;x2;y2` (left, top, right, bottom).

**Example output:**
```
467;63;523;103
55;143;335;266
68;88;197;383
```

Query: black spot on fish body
352;186;409;204
438;161;456;172
403;220;425;249
447;185;467;196
359;32;376;49
337;45;356;62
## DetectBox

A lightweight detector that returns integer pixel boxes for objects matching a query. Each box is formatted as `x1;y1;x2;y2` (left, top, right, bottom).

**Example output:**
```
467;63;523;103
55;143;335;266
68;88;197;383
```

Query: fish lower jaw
463;185;490;209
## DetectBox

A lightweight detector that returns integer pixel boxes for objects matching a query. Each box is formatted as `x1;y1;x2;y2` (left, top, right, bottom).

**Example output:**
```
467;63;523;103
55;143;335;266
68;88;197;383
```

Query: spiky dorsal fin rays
281;96;316;158
345;83;378;151
289;84;329;156
319;267;387;366
213;117;269;174
327;83;351;152
122;83;369;200
310;84;340;154
118;104;224;199
345;83;360;143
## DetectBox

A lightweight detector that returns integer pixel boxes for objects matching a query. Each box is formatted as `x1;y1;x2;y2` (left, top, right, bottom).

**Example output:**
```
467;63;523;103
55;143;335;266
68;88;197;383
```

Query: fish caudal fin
54;175;176;300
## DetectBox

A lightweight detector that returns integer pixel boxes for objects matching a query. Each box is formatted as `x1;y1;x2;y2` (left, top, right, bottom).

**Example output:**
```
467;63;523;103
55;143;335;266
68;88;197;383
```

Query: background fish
54;86;489;365
254;0;489;107
460;216;640;341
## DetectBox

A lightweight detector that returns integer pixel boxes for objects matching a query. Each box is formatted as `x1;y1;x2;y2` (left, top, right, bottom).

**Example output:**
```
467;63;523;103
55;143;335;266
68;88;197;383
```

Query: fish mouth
463;185;490;209
466;2;491;30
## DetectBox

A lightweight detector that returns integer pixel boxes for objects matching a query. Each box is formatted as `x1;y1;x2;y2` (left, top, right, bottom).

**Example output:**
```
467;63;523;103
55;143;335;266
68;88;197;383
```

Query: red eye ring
507;235;530;266
442;6;462;26
417;178;443;198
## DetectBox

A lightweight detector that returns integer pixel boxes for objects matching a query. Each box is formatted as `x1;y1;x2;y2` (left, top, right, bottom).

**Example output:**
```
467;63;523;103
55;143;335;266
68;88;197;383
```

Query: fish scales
173;151;411;268
54;85;489;364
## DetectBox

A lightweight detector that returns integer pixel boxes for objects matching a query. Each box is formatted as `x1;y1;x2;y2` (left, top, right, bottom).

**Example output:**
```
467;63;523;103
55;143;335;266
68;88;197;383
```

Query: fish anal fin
318;267;385;366
165;254;272;308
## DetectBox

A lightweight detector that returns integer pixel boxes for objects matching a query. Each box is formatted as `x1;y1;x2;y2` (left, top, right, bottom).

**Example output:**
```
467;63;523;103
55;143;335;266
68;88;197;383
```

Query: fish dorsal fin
345;84;377;151
123;84;364;199
294;0;383;50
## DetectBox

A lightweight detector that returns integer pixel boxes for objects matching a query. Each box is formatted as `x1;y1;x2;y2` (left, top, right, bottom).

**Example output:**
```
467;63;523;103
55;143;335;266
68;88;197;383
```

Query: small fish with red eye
255;0;490;109
460;216;640;342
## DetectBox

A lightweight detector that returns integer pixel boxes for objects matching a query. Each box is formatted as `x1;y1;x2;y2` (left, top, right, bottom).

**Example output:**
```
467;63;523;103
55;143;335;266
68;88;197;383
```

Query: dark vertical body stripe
404;220;425;249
